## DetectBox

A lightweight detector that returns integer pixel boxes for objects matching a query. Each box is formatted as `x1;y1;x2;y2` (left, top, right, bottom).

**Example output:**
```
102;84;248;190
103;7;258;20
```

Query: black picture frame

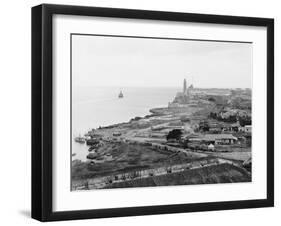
32;4;274;222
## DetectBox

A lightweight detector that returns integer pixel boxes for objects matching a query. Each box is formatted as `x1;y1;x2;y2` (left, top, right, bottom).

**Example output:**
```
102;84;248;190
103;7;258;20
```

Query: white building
244;125;252;133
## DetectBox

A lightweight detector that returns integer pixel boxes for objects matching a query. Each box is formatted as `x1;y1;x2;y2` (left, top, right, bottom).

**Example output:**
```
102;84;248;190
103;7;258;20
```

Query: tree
166;129;182;141
208;97;216;102
209;112;217;119
182;138;190;148
239;116;252;127
121;174;126;181
199;121;209;132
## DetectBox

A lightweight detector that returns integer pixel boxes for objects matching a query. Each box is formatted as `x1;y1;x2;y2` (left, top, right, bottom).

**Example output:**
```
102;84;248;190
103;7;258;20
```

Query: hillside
104;163;251;189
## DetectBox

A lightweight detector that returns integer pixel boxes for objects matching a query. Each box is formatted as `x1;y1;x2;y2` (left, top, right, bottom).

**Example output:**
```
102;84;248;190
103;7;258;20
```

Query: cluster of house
183;133;238;151
184;122;251;151
203;121;252;133
218;108;250;119
187;133;238;145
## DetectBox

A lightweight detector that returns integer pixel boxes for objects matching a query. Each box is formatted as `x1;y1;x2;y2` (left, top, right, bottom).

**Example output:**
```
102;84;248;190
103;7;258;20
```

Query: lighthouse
183;78;187;94
183;78;190;97
169;78;192;107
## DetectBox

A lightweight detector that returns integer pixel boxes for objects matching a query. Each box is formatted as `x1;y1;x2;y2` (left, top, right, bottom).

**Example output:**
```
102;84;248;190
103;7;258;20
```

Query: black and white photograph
71;34;253;190
29;3;274;222
0;0;278;224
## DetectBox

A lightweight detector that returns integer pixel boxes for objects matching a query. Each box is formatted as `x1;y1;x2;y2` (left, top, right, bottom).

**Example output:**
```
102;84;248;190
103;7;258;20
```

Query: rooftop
202;134;238;141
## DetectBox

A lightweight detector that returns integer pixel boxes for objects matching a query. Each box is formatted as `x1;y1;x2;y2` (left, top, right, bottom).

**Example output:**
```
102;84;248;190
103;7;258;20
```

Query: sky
72;34;252;89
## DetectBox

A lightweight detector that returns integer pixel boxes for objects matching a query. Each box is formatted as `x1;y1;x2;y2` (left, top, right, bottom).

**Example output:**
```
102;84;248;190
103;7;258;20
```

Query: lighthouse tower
183;78;187;94
169;78;191;106
183;78;190;103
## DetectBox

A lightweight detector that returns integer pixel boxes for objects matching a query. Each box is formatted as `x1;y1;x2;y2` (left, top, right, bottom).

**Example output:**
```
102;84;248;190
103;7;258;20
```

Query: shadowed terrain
104;163;251;189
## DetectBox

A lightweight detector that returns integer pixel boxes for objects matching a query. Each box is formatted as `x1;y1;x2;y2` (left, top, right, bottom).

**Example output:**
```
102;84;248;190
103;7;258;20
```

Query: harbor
72;79;252;190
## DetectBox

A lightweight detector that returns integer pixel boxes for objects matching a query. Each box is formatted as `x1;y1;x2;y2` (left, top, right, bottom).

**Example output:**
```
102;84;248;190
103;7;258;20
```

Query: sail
118;90;124;98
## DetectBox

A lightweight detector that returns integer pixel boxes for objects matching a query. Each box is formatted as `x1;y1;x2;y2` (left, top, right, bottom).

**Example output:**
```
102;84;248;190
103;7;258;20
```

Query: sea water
72;86;179;161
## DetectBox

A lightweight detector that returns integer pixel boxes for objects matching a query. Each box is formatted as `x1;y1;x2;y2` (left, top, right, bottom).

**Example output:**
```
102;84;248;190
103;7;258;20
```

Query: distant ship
74;135;85;144
118;90;124;98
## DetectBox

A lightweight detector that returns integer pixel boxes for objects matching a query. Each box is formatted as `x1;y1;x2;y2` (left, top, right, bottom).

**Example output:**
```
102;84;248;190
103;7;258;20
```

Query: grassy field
71;142;211;181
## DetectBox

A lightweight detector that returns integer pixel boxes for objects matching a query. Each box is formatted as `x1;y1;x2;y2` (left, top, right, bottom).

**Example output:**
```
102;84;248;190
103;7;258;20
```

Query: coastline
72;87;252;190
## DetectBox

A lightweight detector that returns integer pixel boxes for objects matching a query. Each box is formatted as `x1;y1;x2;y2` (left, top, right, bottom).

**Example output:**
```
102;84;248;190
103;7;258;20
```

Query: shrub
166;129;182;141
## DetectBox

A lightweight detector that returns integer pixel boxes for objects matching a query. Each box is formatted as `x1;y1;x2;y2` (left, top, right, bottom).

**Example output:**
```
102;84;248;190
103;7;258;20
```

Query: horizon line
73;85;252;89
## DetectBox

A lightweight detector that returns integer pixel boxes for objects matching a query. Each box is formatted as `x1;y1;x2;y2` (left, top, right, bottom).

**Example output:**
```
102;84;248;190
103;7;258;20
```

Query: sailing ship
118;90;124;98
74;134;85;144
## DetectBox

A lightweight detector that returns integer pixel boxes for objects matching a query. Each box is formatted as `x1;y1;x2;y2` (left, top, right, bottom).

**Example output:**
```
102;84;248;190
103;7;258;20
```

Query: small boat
118;90;124;98
74;135;85;144
87;152;98;160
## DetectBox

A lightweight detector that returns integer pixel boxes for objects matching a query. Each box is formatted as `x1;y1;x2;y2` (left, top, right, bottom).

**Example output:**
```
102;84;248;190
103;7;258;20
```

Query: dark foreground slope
104;163;251;189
